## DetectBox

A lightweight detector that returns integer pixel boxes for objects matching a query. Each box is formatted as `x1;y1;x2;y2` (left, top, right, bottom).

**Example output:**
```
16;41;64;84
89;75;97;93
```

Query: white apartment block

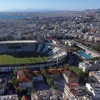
86;83;100;100
79;60;100;72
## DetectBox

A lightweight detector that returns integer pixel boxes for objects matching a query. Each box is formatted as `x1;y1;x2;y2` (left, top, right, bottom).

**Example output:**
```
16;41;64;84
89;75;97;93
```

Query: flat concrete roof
0;40;37;44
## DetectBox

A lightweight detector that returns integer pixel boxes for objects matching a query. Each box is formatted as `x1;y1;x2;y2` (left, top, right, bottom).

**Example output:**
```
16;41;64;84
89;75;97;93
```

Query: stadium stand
0;40;67;72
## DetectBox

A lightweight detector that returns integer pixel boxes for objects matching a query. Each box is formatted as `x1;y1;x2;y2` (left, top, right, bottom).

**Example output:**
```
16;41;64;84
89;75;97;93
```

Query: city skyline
0;0;100;11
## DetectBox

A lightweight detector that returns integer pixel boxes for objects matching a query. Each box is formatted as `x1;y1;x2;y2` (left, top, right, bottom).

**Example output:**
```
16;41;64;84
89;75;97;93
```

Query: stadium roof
0;40;37;44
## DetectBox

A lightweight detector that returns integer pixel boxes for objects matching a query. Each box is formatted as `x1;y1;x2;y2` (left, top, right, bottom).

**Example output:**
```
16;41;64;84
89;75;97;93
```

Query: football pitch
0;54;48;65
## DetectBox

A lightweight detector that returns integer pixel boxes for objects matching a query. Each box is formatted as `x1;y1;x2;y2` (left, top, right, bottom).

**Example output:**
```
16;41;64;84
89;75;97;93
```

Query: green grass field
0;54;48;65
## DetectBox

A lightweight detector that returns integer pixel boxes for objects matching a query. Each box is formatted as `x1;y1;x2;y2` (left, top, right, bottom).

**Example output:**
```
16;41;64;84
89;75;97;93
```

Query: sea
0;14;25;20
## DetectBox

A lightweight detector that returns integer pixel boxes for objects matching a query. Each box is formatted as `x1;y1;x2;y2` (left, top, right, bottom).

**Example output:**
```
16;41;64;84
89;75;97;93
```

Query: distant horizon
0;0;100;11
0;8;100;12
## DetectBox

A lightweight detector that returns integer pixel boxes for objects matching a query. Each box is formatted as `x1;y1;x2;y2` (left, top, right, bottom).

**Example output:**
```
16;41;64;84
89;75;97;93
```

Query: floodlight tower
56;41;59;67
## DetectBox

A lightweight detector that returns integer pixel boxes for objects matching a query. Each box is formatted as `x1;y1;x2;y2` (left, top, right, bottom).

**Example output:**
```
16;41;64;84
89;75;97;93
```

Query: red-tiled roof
61;69;68;73
70;89;78;95
48;69;61;75
21;96;29;100
32;71;43;77
47;68;67;75
69;72;79;78
67;82;78;89
63;70;79;78
17;70;32;83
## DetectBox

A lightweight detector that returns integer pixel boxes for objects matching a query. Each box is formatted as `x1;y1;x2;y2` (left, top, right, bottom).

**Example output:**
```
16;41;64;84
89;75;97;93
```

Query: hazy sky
0;0;100;11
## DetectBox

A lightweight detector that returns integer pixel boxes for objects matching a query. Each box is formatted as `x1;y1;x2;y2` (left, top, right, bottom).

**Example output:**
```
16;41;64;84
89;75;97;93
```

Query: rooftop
80;60;100;67
0;78;7;89
31;93;39;100
32;71;43;77
63;70;79;78
21;96;29;100
86;83;100;95
0;78;7;85
47;68;67;75
86;83;100;89
89;71;100;81
17;70;32;83
0;94;18;100
0;40;37;44
67;82;78;89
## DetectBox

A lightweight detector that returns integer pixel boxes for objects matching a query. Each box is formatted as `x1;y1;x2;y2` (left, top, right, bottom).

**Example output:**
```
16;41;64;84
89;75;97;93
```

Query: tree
20;88;27;95
67;66;87;77
23;66;28;70
82;28;89;33
13;68;18;76
49;66;53;69
10;76;18;86
64;64;69;68
40;68;55;88
32;89;36;93
46;76;54;87
15;87;27;97
91;57;100;61
40;68;47;77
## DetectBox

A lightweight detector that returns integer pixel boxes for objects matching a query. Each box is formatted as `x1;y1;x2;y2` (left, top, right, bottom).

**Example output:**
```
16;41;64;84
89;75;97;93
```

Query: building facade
17;70;33;90
79;60;100;72
0;78;7;95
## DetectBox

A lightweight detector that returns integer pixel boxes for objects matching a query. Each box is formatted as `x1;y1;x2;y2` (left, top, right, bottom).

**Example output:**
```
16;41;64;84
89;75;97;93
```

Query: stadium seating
42;45;50;53
52;47;60;53
0;41;67;71
36;44;43;53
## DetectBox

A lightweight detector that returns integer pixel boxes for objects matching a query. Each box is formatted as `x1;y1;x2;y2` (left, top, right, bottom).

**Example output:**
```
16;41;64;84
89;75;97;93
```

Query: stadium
0;40;67;72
